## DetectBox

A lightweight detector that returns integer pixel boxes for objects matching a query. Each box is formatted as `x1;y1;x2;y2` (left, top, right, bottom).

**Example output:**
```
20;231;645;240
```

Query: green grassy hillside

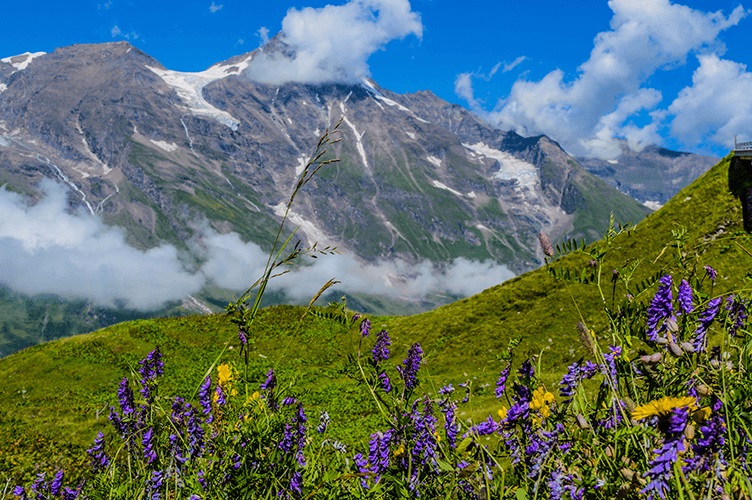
1;155;750;483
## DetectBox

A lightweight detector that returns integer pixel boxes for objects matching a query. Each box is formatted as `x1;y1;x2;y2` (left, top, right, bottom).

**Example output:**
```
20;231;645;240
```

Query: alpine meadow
2;0;752;498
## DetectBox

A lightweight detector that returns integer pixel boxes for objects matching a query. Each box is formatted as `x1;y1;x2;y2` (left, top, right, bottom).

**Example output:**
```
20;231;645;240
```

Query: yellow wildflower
217;363;233;386
530;386;555;412
393;443;405;457
434;431;441;443
498;406;508;420
631;396;697;421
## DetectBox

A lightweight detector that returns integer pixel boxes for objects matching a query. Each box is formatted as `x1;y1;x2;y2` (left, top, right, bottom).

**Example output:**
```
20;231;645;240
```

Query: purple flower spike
290;471;303;496
397;343;423;391
260;368;276;391
646;275;674;342
678;279;693;314
237;328;248;346
704;265;717;282
694;297;722;352
360;318;371;337
495;363;511;399
378;371;392;393
371;329;391;363
87;432;110;470
518;359;534;379
726;295;748;337
50;470;64;496
117;378;136;415
143;427;157;464
198;376;213;422
559;362;580;404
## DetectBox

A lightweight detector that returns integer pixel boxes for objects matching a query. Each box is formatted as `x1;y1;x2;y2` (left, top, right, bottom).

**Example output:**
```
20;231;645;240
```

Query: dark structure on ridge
729;137;752;231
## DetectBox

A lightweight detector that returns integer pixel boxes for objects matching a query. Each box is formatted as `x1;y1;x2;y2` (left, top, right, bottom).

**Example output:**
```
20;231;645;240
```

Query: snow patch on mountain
1;52;45;73
0;83;6;94
147;55;253;130
295;154;308;177
463;142;539;190
426;155;442;168
273;202;331;246
431;180;464;197
151;140;179;152
643;200;663;211
340;102;369;169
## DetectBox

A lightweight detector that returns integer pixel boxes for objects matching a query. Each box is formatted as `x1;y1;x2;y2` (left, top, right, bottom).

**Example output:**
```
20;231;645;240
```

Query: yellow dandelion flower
217;363;233;386
498;406;508;420
631;396;697;421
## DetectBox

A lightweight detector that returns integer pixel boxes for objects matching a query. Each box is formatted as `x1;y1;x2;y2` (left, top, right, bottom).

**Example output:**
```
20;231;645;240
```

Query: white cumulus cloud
460;0;747;159
667;54;752;148
245;0;422;85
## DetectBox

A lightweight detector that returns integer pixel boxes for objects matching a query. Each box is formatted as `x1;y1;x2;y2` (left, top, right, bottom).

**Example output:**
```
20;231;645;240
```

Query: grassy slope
1;156;751;482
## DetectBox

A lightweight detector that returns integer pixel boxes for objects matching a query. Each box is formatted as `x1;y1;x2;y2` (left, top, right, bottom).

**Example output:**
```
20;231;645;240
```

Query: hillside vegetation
1;155;750;489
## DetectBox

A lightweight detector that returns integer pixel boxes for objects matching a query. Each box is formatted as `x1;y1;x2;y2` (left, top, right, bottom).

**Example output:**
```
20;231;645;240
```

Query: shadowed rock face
0;41;651;274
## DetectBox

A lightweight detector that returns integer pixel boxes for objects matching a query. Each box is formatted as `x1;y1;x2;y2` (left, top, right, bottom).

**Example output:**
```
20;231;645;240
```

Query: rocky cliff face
0;42;651;278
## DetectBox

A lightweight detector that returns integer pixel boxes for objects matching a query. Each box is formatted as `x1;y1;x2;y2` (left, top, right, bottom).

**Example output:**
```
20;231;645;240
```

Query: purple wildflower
371;329;391;363
367;430;393;484
290;471;303;497
678;279;693;314
215;385;226;406
581;360;600;379
704;265;717;282
441;401;459;448
50;470;63;496
353;452;370;489
685;397;727;474
260;368;276;391
143;427;157;464
466;415;498;436
198;376;213;423
397;343;423;391
438;383;455;395
87;431;110;470
360;318;371;337
726;295;748;337
518;359;535;379
641;406;690;500
495;362;511;398
237;328;248;346
137;348;164;403
117;378;136;415
410;398;439;488
646;275;674;342
12;486;26;499
317;411;330;434
559;361;580;404
280;403;307;466
378;371;392;393
526;424;565;478
694;297;722;352
603;345;622;388
548;470;584;500
148;470;164;500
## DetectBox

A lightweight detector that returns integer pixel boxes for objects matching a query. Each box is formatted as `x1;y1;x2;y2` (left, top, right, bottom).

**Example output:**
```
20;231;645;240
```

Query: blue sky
2;0;751;158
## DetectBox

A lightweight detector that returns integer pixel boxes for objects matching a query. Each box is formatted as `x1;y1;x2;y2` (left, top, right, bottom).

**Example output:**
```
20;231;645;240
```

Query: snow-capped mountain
0;42;650;273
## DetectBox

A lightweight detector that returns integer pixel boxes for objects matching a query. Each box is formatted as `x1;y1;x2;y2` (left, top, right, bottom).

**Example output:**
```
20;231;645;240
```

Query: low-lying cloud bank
0;181;514;311
246;0;422;85
457;0;751;159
